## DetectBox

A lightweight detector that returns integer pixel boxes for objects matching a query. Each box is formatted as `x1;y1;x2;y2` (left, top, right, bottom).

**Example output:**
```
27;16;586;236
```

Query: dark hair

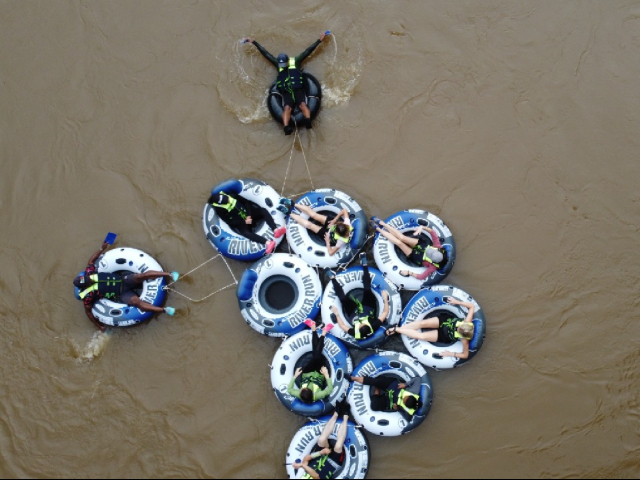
335;223;349;237
359;325;373;339
300;388;314;404
208;194;225;205
404;396;421;411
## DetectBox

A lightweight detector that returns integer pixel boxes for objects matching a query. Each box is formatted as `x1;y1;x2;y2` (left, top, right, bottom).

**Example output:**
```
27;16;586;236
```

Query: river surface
1;0;639;477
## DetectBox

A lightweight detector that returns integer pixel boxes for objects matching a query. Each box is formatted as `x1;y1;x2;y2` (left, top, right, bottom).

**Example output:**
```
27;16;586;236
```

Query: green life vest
329;224;354;246
440;317;470;342
353;317;374;340
301;372;326;401
392;389;420;416
211;192;248;221
78;273;123;301
302;453;339;479
276;57;304;93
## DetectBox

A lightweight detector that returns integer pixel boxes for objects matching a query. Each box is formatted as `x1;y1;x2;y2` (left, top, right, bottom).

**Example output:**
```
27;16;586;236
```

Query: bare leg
129;296;165;314
295;204;328;224
290;213;322;234
377;228;414;257
404;317;440;330
395;326;439;342
283;106;292;127
318;411;339;449
333;416;349;454
300;102;311;120
380;221;420;247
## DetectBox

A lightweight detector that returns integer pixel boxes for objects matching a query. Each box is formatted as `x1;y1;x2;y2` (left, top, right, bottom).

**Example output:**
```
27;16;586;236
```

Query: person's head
300;388;314;404
208;193;229;206
73;274;93;290
277;53;289;68
403;395;421;412
458;322;475;340
334;222;350;238
425;246;444;265
358;324;373;339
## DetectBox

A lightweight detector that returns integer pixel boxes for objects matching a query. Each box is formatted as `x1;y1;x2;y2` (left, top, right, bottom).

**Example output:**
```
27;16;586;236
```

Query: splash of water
74;330;112;363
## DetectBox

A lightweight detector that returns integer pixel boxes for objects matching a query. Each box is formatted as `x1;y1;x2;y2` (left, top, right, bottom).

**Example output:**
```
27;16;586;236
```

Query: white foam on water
75;330;112;363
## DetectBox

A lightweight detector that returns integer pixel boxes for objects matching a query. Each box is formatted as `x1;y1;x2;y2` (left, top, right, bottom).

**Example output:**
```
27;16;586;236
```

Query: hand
245;37;254;44
441;351;452;357
292;463;302;469
245;216;253;225
294;368;303;378
330;305;338;313
101;242;109;251
320;448;331;456
400;270;413;278
320;366;329;377
446;297;458;305
324;233;331;244
320;33;326;42
397;383;406;389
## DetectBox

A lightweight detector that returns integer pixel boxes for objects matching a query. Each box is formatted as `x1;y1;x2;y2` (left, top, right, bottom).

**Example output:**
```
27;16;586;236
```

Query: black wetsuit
253;40;322;108
212;196;276;245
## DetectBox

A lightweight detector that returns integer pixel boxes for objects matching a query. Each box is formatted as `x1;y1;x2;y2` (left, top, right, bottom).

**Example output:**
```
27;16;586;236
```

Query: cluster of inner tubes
203;178;487;479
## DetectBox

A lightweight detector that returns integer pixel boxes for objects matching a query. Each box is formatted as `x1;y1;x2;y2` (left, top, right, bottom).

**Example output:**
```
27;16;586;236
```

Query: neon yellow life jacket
353;317;374;340
329;224;354;246
211;192;248;220
395;389;420;416
78;273;122;301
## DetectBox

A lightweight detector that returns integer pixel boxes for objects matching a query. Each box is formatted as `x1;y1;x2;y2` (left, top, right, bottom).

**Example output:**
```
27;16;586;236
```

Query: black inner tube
341;287;379;324
259;275;298;313
293;352;331;388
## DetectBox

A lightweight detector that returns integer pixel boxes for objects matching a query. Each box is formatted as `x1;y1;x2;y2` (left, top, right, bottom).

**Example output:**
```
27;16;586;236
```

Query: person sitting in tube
289;205;354;257
348;374;423;422
292;406;350;480
328;254;390;341
242;33;328;135
208;192;287;255
288;321;335;404
386;297;475;360
373;218;448;281
74;241;179;332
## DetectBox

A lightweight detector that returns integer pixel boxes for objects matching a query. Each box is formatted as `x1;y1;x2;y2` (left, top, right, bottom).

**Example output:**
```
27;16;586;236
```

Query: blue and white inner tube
373;209;456;290
286;189;368;269
286;415;370;479
320;266;402;350
202;178;286;262
237;254;322;337
271;330;353;417
347;352;433;437
268;72;322;126
74;248;167;328
401;285;486;370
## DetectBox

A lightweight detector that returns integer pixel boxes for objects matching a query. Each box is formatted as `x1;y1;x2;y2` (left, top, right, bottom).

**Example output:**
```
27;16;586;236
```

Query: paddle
104;232;117;245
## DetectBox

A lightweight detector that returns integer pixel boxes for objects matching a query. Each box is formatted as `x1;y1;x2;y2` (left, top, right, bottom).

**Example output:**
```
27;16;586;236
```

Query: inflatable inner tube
347;352;433;437
373;209;456;290
74;248;167;328
321;266;402;350
237;254;322;337
268;72;322;126
286;189;368;269
271;330;353;417
401;285;486;370
286;415;370;479
203;178;286;262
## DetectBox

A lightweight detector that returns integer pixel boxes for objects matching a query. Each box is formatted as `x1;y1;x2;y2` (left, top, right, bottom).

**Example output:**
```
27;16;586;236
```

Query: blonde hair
459;322;474;340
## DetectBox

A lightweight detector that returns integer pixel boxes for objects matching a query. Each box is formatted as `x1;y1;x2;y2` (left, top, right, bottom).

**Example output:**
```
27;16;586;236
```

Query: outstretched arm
245;39;278;68
87;243;108;266
328;209;349;228
331;306;351;334
379;291;390;323
85;304;106;332
295;33;327;65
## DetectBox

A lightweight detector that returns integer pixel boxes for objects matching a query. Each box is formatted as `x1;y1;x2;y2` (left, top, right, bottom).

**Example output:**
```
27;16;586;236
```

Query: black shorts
316;218;332;239
328;449;344;465
437;316;456;344
120;274;142;304
282;88;307;109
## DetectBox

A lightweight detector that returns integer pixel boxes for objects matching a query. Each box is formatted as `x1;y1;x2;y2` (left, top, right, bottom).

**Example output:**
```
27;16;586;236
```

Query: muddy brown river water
1;0;639;477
